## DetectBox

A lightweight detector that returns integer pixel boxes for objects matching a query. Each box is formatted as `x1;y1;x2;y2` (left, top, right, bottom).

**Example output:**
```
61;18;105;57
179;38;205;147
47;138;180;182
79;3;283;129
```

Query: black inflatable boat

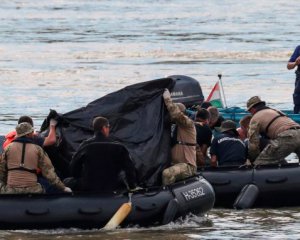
0;176;214;230
198;163;300;209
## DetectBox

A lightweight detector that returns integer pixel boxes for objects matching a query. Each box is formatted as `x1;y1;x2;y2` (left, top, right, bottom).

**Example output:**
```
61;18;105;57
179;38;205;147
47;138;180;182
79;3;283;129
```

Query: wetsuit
69;132;137;192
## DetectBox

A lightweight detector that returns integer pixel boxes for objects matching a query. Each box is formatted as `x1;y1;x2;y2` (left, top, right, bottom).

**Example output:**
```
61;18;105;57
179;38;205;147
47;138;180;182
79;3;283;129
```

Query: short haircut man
92;117;109;132
200;101;212;109
196;108;210;121
207;107;219;123
18;116;34;127
239;115;252;129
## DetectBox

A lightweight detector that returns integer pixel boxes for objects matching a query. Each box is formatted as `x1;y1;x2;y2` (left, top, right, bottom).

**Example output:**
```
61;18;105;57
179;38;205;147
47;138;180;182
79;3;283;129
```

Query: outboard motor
168;75;205;107
170;176;215;216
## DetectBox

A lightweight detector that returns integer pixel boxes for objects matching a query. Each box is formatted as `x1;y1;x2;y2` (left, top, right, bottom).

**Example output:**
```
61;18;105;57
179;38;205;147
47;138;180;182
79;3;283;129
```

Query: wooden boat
0;176;215;230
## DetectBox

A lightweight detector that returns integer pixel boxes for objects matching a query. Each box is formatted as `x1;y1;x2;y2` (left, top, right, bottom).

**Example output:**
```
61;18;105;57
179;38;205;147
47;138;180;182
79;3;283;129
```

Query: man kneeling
0;123;70;194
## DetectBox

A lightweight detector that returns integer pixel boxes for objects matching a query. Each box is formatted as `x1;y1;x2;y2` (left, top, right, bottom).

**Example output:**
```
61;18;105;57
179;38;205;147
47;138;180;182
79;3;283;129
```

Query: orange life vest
3;130;17;150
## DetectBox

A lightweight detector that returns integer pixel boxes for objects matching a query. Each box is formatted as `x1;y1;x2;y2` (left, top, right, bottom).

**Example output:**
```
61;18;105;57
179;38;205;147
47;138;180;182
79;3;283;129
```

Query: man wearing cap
0;122;71;194
210;120;247;166
247;96;300;165
162;89;197;185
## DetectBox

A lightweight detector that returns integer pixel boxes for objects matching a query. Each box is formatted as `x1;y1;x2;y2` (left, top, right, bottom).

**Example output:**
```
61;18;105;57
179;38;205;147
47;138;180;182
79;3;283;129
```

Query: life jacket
3;130;17;150
7;139;38;176
4;134;42;174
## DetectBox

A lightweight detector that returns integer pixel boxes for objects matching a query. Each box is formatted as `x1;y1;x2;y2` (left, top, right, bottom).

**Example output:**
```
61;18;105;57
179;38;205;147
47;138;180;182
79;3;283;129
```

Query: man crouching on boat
0;123;71;194
247;96;300;165
162;89;197;186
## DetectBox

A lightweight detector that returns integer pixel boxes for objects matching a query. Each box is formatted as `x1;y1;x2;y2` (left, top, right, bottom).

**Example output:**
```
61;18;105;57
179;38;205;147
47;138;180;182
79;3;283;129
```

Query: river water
0;0;300;239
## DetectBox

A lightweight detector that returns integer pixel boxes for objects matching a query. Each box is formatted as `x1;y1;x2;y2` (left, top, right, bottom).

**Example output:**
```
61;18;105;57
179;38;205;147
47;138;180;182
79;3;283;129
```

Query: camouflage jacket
247;120;261;161
248;108;299;161
163;94;197;167
0;140;65;190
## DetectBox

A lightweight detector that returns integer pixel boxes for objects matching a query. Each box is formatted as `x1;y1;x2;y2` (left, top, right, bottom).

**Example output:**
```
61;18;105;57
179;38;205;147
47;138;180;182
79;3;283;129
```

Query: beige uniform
162;95;197;185
0;141;65;194
248;108;300;164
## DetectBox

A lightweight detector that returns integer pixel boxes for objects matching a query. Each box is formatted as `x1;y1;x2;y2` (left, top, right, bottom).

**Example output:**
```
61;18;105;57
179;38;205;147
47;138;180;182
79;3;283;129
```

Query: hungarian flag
206;81;224;108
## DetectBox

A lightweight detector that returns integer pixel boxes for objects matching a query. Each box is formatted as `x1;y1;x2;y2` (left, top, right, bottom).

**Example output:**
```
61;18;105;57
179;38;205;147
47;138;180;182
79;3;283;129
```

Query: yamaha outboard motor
168;75;204;107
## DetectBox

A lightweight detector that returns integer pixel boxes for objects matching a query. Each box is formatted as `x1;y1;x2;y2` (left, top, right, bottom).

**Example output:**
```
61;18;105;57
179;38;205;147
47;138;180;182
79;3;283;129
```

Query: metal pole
218;73;227;108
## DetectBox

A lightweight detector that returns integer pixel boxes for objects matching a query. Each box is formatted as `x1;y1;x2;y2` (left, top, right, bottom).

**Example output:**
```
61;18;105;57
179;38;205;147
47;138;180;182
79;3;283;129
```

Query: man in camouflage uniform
247;96;300;165
162;89;197;185
0;122;71;194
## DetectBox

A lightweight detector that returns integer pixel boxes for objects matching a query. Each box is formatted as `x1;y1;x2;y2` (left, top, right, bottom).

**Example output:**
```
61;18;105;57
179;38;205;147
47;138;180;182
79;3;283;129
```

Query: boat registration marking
182;187;205;201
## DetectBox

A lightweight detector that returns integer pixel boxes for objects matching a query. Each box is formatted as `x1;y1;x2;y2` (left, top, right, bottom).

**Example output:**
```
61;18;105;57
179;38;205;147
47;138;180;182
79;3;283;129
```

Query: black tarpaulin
42;77;175;187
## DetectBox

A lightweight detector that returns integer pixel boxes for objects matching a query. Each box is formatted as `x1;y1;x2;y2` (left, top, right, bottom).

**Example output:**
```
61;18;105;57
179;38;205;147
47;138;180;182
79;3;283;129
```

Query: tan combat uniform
162;94;197;185
248;108;300;165
0;141;65;194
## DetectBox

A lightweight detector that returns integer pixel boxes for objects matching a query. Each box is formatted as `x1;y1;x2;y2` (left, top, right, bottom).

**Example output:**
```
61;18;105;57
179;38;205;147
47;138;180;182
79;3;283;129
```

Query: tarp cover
41;77;175;187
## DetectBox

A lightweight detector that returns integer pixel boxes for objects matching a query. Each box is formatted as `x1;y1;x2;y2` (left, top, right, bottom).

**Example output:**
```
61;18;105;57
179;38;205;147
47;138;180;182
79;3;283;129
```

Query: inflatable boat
218;107;300;124
0;176;215;230
198;163;300;209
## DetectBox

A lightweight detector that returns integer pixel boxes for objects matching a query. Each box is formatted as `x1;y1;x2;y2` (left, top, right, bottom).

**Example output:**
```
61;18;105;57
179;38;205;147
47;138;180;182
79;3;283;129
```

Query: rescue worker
2;114;60;193
67;116;137;192
287;45;300;113
247;96;300;165
194;108;212;167
207;106;224;137
210;120;247;166
162;89;197;185
237;115;252;141
3;112;58;150
0;123;71;194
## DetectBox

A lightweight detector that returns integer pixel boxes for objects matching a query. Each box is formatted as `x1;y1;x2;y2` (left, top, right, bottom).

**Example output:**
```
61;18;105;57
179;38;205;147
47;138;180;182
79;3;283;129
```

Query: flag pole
218;73;227;108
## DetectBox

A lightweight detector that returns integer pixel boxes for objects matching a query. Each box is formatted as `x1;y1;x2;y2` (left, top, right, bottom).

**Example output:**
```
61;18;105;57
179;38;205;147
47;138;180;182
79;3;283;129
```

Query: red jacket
3;130;17;150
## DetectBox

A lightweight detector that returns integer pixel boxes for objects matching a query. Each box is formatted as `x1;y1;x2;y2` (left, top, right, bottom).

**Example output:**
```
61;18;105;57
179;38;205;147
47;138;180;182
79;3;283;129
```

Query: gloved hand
48;109;58;120
49;119;58;127
245;159;253;166
63;187;73;193
129;186;143;193
163;88;171;99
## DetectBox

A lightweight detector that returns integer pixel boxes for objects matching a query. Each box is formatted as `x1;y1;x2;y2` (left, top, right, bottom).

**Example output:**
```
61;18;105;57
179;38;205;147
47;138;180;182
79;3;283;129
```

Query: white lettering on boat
182;187;205;201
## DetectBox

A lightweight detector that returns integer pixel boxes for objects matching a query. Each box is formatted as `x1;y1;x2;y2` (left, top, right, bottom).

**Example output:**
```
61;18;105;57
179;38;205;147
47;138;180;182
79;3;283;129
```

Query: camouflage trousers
254;129;300;165
0;183;44;194
162;163;197;186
